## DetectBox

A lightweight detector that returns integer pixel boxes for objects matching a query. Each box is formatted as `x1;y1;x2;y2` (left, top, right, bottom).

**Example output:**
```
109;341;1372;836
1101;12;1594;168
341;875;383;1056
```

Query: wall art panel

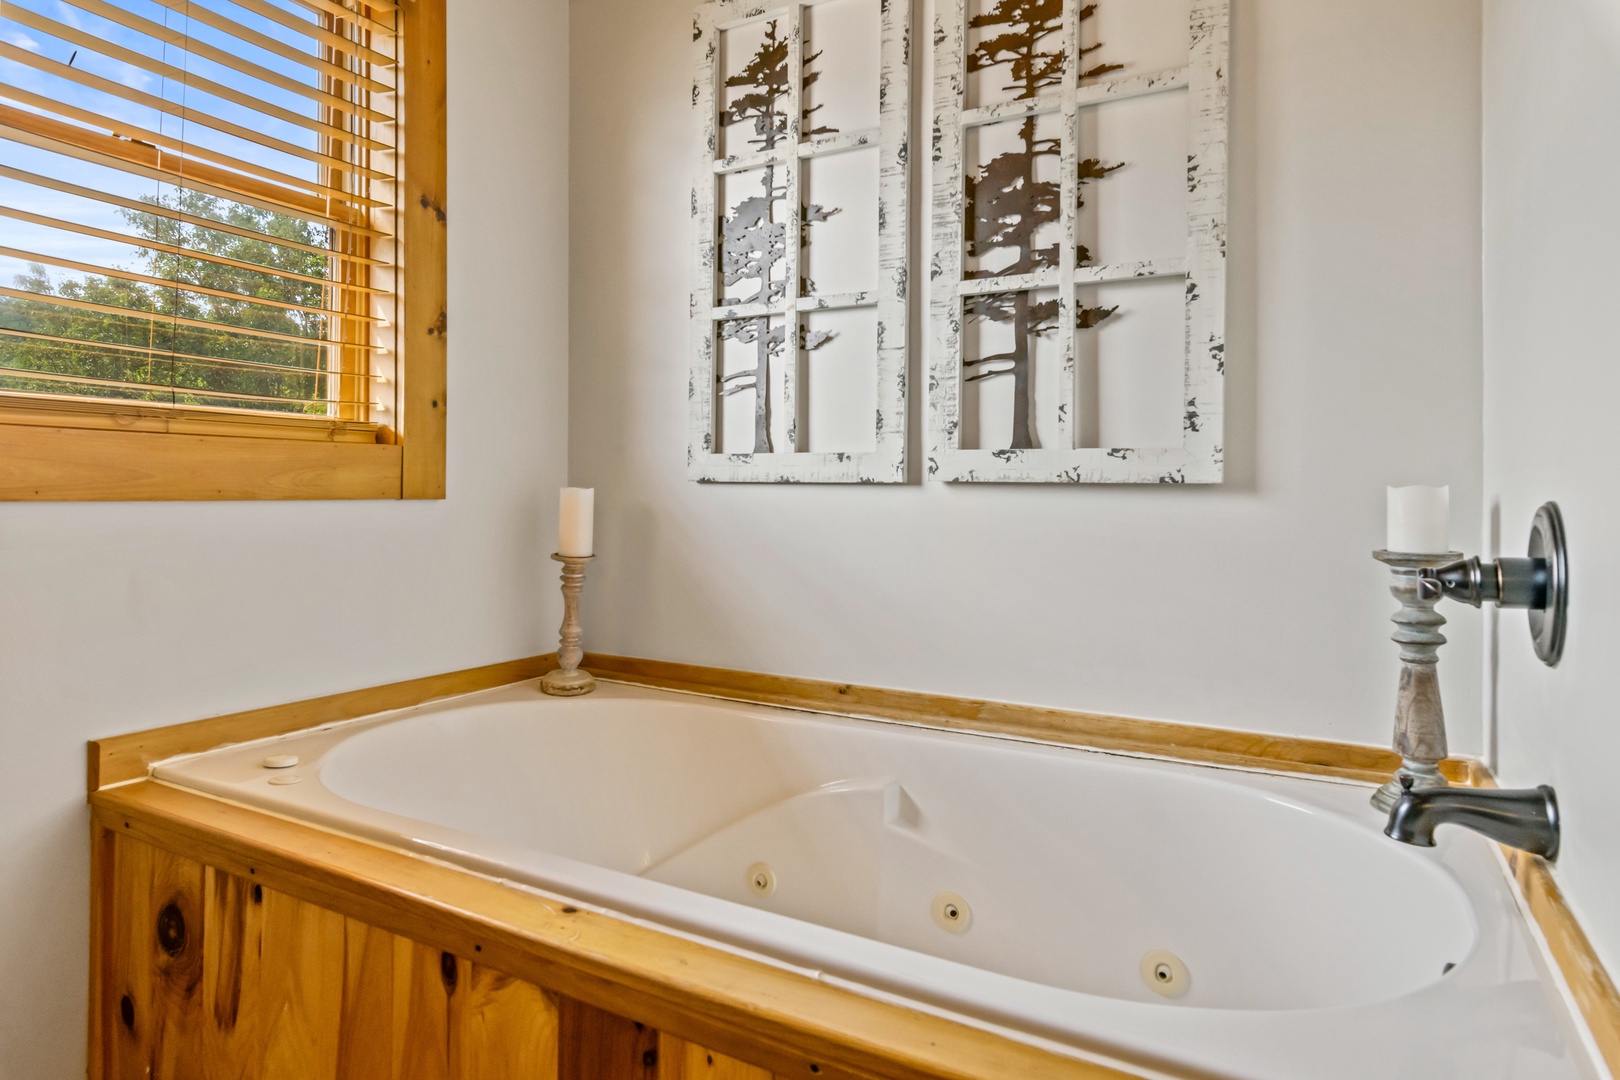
929;0;1228;483
690;0;910;483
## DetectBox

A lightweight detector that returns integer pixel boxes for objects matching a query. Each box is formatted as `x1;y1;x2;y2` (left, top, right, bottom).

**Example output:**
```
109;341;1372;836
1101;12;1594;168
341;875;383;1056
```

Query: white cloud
44;0;88;32
2;31;42;50
117;65;157;91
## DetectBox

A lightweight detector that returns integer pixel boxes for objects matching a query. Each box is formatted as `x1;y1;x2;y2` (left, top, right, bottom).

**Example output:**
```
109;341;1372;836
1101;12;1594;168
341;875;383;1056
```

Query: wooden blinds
0;0;399;424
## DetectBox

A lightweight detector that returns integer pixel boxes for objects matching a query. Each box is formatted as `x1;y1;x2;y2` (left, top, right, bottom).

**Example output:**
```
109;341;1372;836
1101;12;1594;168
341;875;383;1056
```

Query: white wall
570;1;1484;741
0;0;571;1074
1483;0;1620;975
0;3;1510;1073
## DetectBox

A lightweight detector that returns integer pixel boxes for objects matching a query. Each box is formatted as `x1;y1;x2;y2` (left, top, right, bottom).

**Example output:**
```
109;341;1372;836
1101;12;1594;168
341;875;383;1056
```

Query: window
0;0;444;499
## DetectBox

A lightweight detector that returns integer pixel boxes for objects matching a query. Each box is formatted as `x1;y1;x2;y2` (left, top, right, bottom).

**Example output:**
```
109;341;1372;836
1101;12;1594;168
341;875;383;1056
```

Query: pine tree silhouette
716;20;837;453
963;0;1123;450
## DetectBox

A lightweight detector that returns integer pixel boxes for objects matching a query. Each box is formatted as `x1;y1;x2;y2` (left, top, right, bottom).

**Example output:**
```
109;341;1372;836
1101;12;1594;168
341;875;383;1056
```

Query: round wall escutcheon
1528;502;1568;667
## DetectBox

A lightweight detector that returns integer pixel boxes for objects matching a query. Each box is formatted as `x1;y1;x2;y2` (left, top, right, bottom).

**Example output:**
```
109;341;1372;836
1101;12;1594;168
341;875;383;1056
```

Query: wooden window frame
0;0;446;501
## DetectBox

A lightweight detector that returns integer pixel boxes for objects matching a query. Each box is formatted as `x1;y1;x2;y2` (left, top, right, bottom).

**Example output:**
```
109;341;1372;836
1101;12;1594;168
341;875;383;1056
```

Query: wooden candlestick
541;554;596;696
1370;549;1462;811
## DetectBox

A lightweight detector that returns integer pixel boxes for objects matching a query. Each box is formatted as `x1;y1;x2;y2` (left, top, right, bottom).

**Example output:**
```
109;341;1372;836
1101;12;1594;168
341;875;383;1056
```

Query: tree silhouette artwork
716;19;837;454
963;0;1124;450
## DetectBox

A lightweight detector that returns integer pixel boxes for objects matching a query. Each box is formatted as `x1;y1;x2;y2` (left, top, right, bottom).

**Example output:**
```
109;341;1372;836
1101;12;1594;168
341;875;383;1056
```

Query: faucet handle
1413;503;1568;667
1416;556;1496;607
1418;556;1547;609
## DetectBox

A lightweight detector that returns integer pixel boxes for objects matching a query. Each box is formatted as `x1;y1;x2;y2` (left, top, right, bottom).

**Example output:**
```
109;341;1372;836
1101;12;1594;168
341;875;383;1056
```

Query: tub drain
931;892;971;934
1140;950;1189;998
746;863;776;898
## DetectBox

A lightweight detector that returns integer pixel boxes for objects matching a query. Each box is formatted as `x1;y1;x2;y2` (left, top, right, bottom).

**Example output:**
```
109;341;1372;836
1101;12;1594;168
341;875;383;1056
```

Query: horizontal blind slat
0;84;387;209
0;287;383;350
284;0;395;40
0;365;341;407
0;245;385;322
0;207;386;295
0;389;383;438
1;5;394;150
0;327;384;380
228;0;396;65
0;114;391;237
0;43;392;181
0;164;390;267
133;0;395;92
297;0;397;24
53;0;396;123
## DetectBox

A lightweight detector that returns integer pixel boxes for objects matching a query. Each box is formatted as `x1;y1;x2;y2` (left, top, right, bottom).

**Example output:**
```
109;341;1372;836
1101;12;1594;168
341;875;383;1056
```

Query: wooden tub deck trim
89;651;1477;794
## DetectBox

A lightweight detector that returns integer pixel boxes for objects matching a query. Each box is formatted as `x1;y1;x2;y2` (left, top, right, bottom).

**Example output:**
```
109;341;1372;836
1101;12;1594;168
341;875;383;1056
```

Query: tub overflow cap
932;892;971;934
262;755;299;769
1141;950;1189;998
746;863;775;898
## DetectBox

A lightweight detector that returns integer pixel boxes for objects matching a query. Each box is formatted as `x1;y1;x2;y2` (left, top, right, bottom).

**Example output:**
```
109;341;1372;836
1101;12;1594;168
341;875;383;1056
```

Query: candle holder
540;553;596;697
1370;549;1464;812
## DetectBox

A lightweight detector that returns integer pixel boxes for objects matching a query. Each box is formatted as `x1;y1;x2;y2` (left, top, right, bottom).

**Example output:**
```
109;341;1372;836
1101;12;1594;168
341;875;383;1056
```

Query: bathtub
154;681;1603;1080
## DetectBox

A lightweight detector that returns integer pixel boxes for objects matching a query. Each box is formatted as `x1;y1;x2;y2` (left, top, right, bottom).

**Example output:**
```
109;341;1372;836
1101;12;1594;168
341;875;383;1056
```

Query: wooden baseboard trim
88;653;559;790
581;653;1478;786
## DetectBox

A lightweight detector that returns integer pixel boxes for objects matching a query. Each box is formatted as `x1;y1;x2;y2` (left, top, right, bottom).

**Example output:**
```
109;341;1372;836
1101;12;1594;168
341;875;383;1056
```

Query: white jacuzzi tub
153;681;1603;1079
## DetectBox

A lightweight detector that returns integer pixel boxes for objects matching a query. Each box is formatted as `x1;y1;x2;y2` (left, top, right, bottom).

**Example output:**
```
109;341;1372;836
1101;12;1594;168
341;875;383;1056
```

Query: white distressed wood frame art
928;0;1229;483
689;0;910;483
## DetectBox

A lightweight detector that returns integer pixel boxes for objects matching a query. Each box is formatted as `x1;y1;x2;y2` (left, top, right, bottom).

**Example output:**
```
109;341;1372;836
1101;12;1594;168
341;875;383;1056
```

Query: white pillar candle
558;487;595;557
1386;485;1450;553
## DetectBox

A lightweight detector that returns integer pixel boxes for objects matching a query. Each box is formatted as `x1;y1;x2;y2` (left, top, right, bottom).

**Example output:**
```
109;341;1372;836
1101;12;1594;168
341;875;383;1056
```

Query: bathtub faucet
1384;776;1560;860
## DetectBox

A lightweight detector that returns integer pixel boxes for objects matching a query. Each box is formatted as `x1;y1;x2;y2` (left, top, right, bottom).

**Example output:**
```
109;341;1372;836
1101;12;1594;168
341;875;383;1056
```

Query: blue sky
0;0;382;290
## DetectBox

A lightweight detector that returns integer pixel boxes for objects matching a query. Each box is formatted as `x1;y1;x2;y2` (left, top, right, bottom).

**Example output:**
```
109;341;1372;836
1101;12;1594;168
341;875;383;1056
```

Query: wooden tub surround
90;784;1168;1080
88;654;1620;1080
